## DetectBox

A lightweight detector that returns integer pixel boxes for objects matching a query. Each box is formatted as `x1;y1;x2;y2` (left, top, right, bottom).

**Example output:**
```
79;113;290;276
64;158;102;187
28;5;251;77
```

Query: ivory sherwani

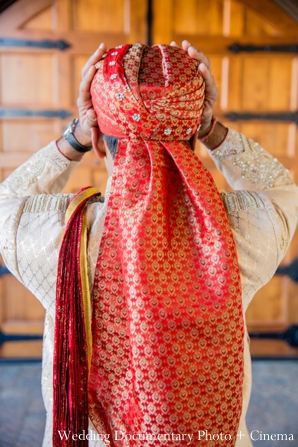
0;128;297;447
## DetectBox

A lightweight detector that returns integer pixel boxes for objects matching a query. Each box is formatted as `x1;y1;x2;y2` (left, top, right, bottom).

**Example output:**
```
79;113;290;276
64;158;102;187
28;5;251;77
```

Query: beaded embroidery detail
132;113;141;121
233;139;293;188
211;129;244;161
213;129;293;188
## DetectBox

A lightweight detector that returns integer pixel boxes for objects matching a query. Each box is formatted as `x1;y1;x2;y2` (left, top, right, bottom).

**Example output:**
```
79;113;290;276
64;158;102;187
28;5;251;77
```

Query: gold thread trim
80;210;93;370
23;194;72;213
65;187;100;225
65;187;100;372
221;191;264;214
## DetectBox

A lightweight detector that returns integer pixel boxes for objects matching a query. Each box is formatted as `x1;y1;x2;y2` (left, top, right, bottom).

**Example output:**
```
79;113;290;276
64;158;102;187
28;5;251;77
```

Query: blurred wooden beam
0;30;127;53
273;0;298;23
172;35;298;55
0;0;54;32
0;31;297;54
240;0;298;34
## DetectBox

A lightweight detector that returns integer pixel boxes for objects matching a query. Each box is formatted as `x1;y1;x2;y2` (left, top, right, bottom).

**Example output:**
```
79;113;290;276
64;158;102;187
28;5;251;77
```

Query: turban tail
80;44;243;446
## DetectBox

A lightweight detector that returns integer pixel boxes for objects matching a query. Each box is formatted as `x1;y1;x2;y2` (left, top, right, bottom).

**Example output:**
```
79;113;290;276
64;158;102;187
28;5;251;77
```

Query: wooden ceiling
274;0;298;23
0;0;17;14
0;0;298;24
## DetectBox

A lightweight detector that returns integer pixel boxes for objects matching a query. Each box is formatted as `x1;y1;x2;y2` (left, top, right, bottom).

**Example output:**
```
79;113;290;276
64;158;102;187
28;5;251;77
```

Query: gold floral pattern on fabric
90;44;244;447
94;44;204;142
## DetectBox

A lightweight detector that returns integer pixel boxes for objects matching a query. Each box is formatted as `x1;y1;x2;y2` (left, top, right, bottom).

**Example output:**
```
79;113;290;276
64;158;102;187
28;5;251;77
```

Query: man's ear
189;130;198;152
91;127;106;159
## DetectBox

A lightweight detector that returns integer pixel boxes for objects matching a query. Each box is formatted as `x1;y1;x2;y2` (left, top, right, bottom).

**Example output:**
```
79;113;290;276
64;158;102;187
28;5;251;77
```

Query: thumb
86;108;97;123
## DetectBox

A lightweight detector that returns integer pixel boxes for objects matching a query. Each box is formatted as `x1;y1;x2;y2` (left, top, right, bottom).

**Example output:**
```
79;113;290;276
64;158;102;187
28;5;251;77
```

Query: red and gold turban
53;43;244;447
88;44;244;446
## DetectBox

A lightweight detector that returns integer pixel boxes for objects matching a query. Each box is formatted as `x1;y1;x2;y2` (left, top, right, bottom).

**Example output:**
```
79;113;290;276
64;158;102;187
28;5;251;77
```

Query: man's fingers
78;65;97;102
187;45;211;71
198;62;210;79
199;63;218;100
182;40;192;51
83;65;97;88
170;41;179;47
81;43;107;79
81;42;106;78
199;63;213;88
179;40;211;71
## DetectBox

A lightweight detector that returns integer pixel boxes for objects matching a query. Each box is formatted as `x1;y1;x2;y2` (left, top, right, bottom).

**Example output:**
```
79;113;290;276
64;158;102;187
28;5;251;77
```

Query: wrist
56;137;85;161
198;116;213;139
199;119;228;150
198;117;217;141
63;118;93;155
73;120;92;147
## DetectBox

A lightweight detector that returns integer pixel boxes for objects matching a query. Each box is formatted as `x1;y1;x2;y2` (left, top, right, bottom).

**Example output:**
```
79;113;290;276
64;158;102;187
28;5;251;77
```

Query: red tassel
53;189;99;446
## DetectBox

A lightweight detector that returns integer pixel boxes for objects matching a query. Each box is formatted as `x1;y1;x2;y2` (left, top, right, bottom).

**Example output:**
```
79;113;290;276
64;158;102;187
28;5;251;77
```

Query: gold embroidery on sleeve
212;129;293;188
1;144;71;195
221;191;264;214
211;129;245;161
23;194;72;213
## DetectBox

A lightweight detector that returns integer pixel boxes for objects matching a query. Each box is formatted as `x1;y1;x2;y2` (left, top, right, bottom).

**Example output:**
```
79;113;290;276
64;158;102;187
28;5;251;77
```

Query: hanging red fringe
53;187;100;447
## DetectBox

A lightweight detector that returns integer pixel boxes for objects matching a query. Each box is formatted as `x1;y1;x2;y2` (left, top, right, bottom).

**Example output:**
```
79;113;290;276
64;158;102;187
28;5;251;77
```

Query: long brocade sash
88;44;245;447
53;187;101;447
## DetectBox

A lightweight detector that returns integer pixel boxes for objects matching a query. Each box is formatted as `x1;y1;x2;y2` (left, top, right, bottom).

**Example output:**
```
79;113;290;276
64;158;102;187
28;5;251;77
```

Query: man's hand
170;40;218;137
75;42;107;146
57;43;107;161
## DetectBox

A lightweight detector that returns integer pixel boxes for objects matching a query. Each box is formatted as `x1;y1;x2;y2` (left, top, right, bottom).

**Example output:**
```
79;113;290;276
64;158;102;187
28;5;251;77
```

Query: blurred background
0;0;298;445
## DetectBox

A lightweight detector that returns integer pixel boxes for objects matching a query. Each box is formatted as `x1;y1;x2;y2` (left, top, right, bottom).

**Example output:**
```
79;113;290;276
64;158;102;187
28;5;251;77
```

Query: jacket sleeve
208;128;298;310
0;141;79;315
